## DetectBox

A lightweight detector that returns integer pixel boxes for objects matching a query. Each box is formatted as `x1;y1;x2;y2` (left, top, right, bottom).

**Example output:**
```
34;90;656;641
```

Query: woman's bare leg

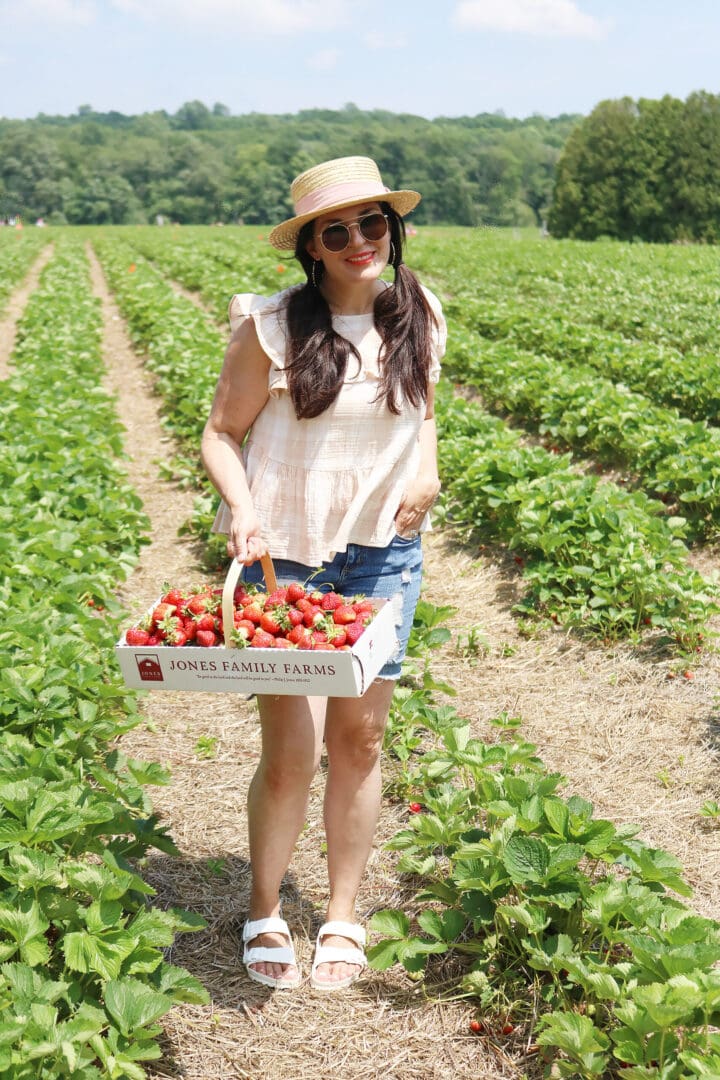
314;679;395;985
245;693;326;982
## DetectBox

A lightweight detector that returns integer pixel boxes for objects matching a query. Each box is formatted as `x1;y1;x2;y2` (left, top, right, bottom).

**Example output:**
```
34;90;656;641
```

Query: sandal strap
312;944;366;972
244;944;296;966
242;916;291;942
316;921;366;948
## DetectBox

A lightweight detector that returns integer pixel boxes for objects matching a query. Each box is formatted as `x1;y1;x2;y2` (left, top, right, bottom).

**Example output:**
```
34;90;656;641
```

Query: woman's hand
394;475;441;539
227;508;267;565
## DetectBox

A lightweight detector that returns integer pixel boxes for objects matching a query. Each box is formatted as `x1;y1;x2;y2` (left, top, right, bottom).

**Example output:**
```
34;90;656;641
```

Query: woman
201;156;446;991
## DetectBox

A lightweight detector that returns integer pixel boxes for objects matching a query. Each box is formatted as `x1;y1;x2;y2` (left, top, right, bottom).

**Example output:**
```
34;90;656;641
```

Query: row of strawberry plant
0;229;49;313
444;325;720;537
370;698;720;1079
409;229;720;354
99;225;302;324
444;293;720;427
0;239;208;1079
434;383;717;650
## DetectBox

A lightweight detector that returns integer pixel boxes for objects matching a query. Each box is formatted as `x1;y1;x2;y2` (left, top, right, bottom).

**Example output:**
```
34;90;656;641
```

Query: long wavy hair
284;203;438;420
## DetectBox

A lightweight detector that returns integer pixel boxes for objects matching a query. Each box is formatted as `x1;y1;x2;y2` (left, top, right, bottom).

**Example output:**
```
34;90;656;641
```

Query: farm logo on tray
136;654;164;682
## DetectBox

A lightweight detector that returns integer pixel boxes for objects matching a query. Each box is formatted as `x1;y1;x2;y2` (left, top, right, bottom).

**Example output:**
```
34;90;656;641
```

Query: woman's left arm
394;385;442;537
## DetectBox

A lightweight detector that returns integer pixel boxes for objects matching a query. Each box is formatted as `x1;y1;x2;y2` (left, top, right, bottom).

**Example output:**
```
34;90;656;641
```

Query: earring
311;260;320;288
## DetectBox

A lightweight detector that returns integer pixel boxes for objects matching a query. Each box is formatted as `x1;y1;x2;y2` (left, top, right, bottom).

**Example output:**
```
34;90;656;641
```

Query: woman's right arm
201;318;271;564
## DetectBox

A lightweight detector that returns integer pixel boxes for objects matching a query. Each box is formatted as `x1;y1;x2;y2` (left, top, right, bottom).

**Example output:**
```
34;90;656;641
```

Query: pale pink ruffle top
212;284;446;566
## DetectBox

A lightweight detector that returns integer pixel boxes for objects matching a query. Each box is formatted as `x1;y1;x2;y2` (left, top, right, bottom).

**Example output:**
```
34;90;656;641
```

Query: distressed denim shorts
241;534;424;681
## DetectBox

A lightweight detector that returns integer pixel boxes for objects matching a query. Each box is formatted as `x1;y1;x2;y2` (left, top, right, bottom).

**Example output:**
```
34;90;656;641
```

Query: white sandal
242;917;301;989
310;920;367;991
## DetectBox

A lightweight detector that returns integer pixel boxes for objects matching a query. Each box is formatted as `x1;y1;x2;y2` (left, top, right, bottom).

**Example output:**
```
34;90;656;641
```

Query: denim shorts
241;534;423;681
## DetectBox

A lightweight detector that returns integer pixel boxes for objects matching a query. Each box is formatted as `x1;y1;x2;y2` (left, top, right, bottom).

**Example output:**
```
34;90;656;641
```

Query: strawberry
265;587;289;608
312;642;335;650
126;627;150;646
151;602;177;625
469;1020;483;1034
310;629;328;644
146;634;160;646
333;605;358;625
229;626;252;647
242;601;264;625
303;609;326;628
185;594;211;616
295;597;316;614
286;607;305;627
196;629;218;647
171;629;189;648
273;637;295;649
344;621;366;646
307;589;325;605
353;598;375;616
161;587;185;607
235;618;256;639
157;614;182;642
320;592;344;611
195;613;217;632
327;626;347;647
408;802;422;813
287;625;312;647
286;582;306;603
250;629;276;648
183;619;198;641
260;610;285;635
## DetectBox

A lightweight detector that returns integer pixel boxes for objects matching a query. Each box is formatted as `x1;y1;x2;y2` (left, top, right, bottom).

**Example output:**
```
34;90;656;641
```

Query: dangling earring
311;259;320;288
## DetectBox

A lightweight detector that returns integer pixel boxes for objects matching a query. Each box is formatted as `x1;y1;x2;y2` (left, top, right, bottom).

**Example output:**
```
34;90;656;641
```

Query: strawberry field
1;224;718;1080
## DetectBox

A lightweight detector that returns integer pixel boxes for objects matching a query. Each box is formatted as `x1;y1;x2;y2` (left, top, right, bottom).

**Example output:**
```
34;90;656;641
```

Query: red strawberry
312;642;335;650
171;630;189;647
196;629;218;647
353;598;375;616
328;626;347;647
126;627;150;646
235;618;256;639
320;592;344;611
469;1020;483;1034
151;602;177;625
146;634;160;646
250;629;276;648
185;594;211;616
295;597;316;614
195;613;217;632
229;626;252;647
333;605;358;625
409;802;422;813
273;637;295;649
242;601;264;624
344;621;366;646
303;609;326;628
288;625;313;647
310;629;328;644
265;587;289;608
260;609;286;635
161;587;185;607
286;582;306;603
286;607;304;627
183;619;198;641
307;589;325;605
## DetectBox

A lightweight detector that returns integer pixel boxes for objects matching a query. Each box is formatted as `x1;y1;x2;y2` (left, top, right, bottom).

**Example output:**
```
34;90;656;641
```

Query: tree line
549;91;720;243
0;101;578;228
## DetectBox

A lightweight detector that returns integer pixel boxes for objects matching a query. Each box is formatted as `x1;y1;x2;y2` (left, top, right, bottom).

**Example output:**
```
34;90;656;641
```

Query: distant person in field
201;156;446;991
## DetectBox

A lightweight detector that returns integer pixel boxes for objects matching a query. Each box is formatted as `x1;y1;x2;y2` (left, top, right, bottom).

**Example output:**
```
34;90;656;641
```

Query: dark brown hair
284;204;438;419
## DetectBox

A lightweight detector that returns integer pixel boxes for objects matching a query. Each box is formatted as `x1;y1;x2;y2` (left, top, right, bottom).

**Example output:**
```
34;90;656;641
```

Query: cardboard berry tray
115;555;397;697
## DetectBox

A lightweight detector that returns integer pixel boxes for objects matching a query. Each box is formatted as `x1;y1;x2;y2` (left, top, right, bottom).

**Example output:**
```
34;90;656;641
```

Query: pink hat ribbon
294;180;391;217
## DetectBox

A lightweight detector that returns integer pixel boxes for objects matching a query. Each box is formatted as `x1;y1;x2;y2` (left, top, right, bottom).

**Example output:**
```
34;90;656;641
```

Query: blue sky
1;0;718;121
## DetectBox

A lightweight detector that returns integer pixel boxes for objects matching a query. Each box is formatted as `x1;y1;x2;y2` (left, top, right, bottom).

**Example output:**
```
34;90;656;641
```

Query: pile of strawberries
123;581;377;650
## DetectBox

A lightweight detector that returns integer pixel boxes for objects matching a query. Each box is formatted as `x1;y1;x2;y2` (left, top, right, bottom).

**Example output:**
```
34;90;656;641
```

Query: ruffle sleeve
421;286;447;384
228;291;292;395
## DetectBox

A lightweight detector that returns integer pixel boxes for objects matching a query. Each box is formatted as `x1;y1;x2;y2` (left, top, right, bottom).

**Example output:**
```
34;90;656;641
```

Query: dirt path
0;244;53;378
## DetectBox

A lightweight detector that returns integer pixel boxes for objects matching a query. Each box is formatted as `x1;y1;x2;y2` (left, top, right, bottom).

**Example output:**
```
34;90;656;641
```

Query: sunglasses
316;212;389;253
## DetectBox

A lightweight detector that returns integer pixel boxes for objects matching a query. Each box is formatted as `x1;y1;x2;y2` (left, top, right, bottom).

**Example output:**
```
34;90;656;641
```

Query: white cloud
364;30;408;49
111;0;354;33
453;0;608;39
0;0;95;24
306;48;341;71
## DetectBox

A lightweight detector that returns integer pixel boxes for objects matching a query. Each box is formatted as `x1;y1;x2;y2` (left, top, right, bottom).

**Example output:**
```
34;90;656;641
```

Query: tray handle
221;553;277;647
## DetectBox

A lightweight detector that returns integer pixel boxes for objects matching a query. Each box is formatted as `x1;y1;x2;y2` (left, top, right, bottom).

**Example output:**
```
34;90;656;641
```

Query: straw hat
268;156;421;250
